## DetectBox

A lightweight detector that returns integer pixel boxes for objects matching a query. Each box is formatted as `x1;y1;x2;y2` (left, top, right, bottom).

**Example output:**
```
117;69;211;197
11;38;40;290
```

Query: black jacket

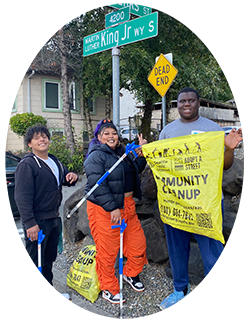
84;143;146;212
15;153;78;230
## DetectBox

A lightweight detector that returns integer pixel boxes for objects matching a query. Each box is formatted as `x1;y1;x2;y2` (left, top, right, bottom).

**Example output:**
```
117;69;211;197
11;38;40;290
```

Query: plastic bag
67;245;100;303
142;131;225;244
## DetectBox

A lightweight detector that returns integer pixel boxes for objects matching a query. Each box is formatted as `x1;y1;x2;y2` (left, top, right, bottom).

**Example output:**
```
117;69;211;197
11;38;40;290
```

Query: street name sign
148;53;178;97
83;12;158;57
109;4;152;17
105;6;130;28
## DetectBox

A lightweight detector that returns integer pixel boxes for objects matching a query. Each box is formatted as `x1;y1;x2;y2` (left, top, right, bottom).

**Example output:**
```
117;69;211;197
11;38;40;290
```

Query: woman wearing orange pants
84;119;147;304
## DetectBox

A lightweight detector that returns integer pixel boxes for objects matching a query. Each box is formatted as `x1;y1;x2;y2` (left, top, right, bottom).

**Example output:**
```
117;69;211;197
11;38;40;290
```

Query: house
6;67;112;151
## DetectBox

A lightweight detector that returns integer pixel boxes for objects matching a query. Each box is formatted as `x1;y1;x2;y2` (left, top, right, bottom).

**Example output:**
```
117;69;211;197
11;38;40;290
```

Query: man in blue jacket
15;124;78;284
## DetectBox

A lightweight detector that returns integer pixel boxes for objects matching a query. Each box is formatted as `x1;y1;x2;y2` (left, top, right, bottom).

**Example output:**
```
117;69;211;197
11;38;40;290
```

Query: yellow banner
142;131;225;243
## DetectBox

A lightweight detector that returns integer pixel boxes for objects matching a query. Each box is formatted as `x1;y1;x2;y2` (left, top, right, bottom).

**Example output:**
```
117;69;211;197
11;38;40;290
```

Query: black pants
24;217;62;285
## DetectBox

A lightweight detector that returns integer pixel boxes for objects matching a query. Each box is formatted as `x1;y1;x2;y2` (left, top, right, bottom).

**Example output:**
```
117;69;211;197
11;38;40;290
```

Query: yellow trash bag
67;245;100;303
142;131;225;244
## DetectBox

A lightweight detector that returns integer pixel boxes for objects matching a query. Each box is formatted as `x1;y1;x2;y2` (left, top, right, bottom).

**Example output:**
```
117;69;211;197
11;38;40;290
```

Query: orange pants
87;196;147;295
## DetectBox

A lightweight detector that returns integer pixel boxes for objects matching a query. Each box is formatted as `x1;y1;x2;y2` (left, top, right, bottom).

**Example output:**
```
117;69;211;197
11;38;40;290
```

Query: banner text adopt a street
142;131;225;243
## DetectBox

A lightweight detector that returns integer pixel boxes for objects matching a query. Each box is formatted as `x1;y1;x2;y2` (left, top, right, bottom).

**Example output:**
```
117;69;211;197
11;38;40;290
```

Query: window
50;129;64;138
45;82;59;109
87;97;96;114
69;82;79;112
5;94;17;113
43;80;61;110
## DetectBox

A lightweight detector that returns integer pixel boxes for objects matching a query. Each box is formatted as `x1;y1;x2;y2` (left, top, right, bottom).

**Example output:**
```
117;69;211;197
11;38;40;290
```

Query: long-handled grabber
112;219;127;319
37;230;45;273
66;141;140;220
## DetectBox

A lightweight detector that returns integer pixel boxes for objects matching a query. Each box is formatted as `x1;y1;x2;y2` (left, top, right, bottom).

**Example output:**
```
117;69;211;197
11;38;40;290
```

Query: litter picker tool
112;219;127;319
66;141;140;220
37;230;45;273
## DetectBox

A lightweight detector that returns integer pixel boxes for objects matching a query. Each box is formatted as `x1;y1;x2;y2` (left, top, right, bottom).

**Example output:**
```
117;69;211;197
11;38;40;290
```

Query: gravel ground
234;144;244;160
54;239;196;318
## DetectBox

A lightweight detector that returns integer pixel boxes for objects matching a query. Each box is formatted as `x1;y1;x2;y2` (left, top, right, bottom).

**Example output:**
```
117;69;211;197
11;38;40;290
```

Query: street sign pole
150;53;177;127
83;9;158;132
112;47;121;132
155;53;173;127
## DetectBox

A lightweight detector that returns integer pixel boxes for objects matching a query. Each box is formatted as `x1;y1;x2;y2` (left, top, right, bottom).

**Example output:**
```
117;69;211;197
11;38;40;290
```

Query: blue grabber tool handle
112;219;127;318
66;141;141;220
28;230;46;274
112;219;127;234
28;229;45;244
125;141;141;158
38;230;45;245
112;219;127;274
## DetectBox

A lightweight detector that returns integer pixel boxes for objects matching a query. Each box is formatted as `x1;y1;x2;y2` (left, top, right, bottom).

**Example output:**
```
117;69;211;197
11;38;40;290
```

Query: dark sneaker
102;290;125;304
123;274;145;292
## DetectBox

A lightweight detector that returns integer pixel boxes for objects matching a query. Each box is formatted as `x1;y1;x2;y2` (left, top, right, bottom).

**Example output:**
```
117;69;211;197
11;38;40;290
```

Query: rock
81;235;95;249
140;165;157;199
222;158;244;195
76;201;91;237
231;193;244;212
135;196;156;217
235;176;243;187
152;200;165;233
141;218;169;263
63;185;87;244
223;194;244;248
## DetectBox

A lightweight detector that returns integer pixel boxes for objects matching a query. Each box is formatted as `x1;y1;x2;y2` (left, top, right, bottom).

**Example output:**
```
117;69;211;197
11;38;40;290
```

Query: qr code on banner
196;213;213;229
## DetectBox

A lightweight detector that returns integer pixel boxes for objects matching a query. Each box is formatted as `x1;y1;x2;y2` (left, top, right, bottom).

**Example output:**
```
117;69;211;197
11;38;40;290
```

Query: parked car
5;151;25;248
120;127;139;141
5;152;21;220
120;127;159;143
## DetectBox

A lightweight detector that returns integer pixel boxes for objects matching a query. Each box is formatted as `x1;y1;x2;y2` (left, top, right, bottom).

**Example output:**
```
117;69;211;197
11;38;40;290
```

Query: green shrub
48;134;84;174
48;134;71;168
9;113;47;137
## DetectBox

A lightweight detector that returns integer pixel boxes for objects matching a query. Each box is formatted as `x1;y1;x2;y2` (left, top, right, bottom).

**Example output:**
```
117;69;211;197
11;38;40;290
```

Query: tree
65;8;113;139
33;7;233;143
31;28;76;155
119;10;233;139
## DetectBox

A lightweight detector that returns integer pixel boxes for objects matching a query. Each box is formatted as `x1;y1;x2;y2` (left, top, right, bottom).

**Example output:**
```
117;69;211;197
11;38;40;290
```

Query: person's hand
135;134;147;157
137;133;147;146
110;209;121;224
224;128;243;150
66;172;78;184
26;224;40;242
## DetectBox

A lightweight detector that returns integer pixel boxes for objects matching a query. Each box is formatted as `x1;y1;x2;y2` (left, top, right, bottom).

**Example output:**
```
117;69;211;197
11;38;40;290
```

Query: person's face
28;132;50;155
177;92;200;122
98;127;119;150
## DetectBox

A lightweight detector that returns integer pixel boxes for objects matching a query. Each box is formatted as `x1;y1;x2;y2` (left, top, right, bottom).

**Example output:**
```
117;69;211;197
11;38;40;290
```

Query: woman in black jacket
84;119;147;304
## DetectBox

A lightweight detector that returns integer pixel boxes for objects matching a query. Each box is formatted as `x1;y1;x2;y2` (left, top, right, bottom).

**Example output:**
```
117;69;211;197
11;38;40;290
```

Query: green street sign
109;3;152;17
83;12;158;57
105;6;130;28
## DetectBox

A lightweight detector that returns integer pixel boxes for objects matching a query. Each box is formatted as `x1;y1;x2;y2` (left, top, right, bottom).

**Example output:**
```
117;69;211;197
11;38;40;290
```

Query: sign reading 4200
84;12;158;56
